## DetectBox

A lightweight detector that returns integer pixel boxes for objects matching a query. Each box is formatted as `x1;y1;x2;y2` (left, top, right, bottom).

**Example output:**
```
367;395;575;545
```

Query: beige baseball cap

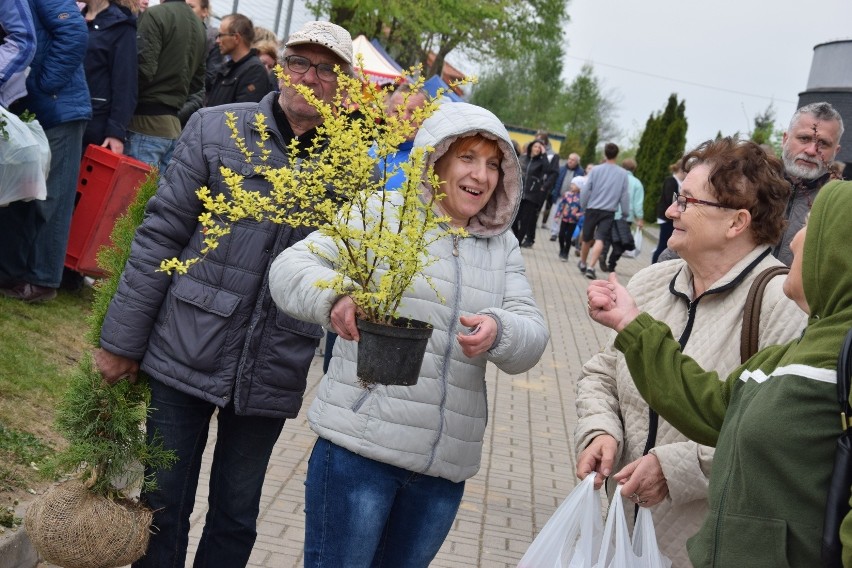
284;21;353;66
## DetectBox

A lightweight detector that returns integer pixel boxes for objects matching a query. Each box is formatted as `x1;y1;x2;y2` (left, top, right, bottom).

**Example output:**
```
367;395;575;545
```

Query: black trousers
558;221;577;256
514;200;540;244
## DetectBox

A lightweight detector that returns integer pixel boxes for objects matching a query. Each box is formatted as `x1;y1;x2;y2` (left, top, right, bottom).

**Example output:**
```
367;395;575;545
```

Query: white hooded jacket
269;102;549;482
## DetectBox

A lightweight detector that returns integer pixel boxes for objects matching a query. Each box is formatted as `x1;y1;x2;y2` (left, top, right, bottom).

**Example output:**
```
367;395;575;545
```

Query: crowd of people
0;0;279;301
3;2;852;566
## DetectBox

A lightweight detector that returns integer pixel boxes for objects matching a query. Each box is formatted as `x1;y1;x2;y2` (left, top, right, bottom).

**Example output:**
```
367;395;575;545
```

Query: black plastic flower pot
355;317;434;386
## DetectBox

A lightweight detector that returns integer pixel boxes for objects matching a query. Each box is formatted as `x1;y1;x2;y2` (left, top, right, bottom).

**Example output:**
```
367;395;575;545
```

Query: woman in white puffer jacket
269;102;549;568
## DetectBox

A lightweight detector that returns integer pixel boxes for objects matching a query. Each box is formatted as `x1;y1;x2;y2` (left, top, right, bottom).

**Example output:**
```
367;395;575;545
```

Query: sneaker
574;248;581;257
559;252;568;261
520;240;534;248
598;259;610;273
577;261;587;272
549;235;557;241
584;268;597;280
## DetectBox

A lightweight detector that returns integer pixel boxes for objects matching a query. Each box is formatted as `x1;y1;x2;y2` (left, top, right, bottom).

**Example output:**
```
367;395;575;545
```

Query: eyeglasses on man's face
283;55;337;82
672;192;739;213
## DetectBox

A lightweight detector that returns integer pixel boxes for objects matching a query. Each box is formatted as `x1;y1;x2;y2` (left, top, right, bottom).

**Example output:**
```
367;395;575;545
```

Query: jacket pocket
219;155;265;181
159;277;243;372
275;310;323;339
707;513;791;568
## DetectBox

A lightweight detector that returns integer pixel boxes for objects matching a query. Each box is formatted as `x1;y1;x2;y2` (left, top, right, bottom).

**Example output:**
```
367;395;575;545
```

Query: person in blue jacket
0;0;36;108
0;0;92;303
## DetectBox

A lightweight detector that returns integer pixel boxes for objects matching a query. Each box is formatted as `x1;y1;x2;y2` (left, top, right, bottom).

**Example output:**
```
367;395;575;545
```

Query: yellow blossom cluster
161;63;470;325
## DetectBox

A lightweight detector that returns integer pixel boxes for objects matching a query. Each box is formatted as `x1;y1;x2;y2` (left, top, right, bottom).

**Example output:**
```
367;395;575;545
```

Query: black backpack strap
838;329;852;429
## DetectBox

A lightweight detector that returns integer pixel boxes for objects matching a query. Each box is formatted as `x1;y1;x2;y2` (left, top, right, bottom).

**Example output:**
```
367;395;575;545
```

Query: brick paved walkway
180;227;654;568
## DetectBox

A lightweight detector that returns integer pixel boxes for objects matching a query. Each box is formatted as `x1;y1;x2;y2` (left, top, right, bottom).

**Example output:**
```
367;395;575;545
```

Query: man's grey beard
782;147;828;180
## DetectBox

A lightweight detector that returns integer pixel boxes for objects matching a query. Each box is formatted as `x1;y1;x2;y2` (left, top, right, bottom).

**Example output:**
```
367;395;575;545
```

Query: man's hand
576;434;617;489
330;296;359;341
93;348;139;385
614;453;669;507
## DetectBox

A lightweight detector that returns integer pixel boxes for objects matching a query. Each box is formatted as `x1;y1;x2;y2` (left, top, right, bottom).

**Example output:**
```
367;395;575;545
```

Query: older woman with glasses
573;137;808;566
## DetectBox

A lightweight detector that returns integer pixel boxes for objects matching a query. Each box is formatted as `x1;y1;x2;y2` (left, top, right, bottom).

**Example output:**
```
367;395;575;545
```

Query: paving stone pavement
181;227;655;568
22;227;655;568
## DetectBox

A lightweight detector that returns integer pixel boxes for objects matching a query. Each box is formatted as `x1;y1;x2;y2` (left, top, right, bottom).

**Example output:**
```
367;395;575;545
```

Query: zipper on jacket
351;384;375;413
423;234;463;472
711;407;742;567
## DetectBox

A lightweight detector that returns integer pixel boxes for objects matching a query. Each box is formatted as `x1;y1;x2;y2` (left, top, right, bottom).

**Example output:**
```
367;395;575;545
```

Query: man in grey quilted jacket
93;20;354;568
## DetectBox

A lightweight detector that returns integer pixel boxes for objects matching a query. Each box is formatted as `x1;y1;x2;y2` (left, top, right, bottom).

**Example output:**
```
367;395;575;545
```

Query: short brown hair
604;143;619;160
452;135;503;162
681;137;790;245
223;14;254;45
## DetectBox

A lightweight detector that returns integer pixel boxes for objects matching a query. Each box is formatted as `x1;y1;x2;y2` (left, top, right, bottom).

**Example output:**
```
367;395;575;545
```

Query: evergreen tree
635;94;687;221
581;127;598;168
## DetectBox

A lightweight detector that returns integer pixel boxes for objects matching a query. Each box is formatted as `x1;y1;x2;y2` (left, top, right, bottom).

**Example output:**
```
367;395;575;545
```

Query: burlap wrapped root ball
25;479;152;568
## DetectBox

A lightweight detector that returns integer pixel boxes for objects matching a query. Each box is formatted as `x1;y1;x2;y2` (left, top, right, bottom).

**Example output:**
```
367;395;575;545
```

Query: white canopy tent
352;35;404;85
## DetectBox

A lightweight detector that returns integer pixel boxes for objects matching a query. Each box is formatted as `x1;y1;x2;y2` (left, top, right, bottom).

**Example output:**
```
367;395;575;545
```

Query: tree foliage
634;94;688;222
310;0;568;76
581;127;598;167
750;103;782;156
469;56;618;160
466;41;564;130
556;65;618;148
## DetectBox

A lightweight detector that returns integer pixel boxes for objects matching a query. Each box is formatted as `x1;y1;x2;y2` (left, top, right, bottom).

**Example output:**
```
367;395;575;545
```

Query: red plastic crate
65;145;152;277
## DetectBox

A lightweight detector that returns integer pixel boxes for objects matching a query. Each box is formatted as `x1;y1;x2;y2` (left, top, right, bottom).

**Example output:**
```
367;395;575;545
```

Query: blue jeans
134;379;286;568
0;120;86;287
304;437;465;568
126;130;177;175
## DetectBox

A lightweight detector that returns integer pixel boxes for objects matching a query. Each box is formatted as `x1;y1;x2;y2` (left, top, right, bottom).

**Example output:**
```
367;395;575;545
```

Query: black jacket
655;175;680;220
82;2;137;146
520;152;550;206
205;49;273;108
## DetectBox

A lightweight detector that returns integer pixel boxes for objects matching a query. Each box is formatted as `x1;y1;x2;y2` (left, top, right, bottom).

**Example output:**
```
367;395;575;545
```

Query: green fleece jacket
135;0;205;112
613;180;852;567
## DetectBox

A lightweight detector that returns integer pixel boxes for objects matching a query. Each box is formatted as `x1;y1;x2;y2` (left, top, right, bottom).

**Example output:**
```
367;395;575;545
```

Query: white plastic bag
0;106;50;206
517;473;603;568
596;486;671;568
622;227;643;258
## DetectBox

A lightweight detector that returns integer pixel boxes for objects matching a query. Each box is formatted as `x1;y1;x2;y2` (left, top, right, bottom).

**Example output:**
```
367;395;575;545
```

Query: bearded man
773;101;843;265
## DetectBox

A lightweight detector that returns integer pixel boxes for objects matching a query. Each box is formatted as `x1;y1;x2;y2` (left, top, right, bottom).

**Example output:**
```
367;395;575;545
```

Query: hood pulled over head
803;180;852;323
788;180;852;371
413;102;521;238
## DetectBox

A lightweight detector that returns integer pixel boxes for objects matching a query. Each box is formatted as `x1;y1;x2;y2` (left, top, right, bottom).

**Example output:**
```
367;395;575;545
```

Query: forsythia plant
162;65;469;325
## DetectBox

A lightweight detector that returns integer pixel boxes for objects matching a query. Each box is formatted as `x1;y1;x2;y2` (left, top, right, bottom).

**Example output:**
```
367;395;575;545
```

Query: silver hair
788;102;844;140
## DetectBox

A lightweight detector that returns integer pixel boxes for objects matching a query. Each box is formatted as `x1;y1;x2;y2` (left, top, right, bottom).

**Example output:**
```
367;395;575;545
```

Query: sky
561;0;852;149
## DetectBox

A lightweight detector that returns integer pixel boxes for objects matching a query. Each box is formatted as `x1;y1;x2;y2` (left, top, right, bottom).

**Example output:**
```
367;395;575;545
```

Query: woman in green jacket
586;179;852;567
